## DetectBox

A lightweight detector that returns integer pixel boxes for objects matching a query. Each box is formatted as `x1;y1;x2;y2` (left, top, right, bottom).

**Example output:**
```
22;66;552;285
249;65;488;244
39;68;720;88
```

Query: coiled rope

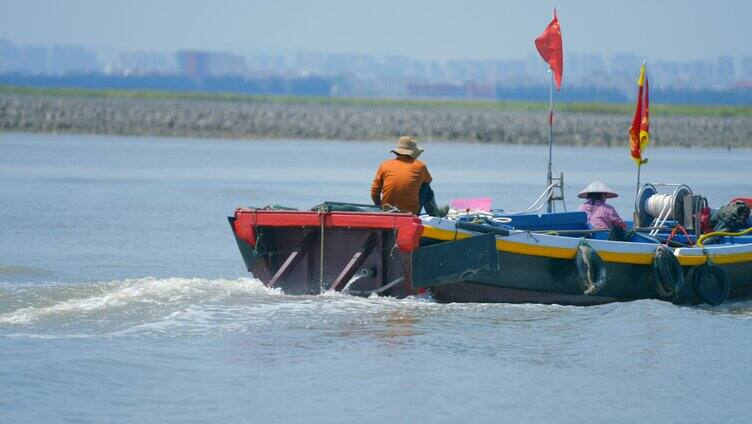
638;185;692;236
645;194;675;219
645;194;678;237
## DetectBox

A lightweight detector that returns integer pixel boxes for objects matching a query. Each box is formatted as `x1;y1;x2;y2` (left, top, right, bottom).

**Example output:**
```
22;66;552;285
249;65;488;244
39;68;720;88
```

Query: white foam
0;276;277;325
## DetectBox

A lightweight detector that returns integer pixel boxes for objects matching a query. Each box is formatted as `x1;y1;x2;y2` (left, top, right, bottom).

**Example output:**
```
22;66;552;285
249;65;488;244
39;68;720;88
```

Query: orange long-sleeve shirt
371;156;432;214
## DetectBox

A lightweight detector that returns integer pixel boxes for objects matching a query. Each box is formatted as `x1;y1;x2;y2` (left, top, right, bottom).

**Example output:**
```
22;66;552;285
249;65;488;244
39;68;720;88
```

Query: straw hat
578;180;619;199
391;136;424;159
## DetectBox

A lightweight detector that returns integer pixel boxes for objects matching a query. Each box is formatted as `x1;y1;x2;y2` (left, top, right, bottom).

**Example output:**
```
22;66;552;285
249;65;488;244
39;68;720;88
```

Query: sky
1;0;750;61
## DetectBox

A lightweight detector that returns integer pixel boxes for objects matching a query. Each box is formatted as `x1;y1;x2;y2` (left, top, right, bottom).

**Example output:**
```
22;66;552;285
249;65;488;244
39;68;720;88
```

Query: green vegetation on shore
2;84;751;118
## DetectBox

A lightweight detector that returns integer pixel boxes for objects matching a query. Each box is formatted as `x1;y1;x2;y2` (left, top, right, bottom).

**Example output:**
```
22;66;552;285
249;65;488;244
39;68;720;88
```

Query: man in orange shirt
371;136;440;216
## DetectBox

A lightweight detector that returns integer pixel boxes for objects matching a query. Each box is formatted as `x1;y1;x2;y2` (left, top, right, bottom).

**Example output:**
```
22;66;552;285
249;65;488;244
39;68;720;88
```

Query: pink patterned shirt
578;199;627;229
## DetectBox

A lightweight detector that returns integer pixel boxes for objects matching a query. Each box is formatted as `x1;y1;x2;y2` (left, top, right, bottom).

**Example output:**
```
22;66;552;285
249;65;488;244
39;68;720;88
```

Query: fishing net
310;202;393;213
711;200;751;232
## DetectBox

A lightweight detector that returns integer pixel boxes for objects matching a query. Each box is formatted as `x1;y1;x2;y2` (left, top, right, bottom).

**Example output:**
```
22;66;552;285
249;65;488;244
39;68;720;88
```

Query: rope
702;247;712;265
386;214;400;258
666;224;693;246
645;194;675;219
445;208;512;224
697;226;752;247
646;194;675;236
504;183;558;215
641;185;692;236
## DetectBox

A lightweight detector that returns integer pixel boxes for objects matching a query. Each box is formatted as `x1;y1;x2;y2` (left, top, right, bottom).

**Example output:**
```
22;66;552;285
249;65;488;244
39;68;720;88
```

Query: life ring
575;240;606;295
691;264;730;306
652;245;684;300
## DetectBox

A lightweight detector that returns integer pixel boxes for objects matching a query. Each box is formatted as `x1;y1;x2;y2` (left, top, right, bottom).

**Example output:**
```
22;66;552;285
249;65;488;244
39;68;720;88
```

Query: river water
1;133;751;423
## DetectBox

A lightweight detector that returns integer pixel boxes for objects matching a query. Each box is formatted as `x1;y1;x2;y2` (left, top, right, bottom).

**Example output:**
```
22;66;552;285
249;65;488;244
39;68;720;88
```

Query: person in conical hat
371;136;443;216
577;180;626;229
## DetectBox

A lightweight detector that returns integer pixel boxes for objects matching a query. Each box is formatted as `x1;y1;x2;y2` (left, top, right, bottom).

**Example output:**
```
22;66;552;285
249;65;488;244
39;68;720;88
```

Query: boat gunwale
419;217;752;266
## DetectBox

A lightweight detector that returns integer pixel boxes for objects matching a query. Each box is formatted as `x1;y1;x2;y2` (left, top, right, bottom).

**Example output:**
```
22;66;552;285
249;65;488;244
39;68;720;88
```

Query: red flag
535;9;564;90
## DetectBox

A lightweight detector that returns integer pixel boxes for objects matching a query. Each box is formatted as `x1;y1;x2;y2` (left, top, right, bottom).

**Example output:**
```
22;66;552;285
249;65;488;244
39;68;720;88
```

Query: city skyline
2;0;752;62
2;38;749;89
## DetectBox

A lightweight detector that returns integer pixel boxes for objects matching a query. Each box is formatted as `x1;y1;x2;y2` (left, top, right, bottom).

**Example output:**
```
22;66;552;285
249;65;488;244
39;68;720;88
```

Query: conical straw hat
578;180;618;199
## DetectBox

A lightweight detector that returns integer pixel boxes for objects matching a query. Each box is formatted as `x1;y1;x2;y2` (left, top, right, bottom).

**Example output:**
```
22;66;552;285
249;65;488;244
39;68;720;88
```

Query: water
1;133;751;423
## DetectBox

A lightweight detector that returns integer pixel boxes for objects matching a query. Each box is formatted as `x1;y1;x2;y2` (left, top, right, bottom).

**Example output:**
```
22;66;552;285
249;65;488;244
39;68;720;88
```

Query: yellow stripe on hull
421;225;752;266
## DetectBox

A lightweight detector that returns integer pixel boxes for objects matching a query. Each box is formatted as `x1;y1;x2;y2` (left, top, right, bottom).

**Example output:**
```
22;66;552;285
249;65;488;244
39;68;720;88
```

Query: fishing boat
229;186;752;306
229;50;752;306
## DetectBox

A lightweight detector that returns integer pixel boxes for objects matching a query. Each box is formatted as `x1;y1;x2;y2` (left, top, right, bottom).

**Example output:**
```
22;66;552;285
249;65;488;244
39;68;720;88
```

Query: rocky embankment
1;93;751;146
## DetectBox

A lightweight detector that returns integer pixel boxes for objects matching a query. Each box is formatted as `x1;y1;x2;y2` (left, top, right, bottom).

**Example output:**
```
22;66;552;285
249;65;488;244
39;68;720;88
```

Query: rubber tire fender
653;245;685;300
575;240;606;296
692;264;731;306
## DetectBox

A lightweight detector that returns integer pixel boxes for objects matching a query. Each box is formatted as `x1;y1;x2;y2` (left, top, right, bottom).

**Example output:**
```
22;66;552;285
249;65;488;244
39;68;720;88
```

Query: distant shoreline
1;86;751;147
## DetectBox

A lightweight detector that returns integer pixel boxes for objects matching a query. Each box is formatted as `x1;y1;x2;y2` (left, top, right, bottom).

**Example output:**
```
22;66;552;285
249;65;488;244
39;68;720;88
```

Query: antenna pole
547;67;554;213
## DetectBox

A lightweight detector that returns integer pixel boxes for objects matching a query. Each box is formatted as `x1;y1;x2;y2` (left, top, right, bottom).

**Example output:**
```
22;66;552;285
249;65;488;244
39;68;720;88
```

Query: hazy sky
2;0;750;61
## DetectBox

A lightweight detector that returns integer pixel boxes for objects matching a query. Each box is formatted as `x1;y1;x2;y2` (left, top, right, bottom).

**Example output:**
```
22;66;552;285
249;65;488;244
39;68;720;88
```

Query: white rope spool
638;185;692;235
645;194;675;219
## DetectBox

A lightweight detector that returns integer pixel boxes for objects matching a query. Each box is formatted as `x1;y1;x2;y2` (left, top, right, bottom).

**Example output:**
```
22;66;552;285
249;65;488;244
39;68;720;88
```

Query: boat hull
230;208;752;306
429;250;752;305
229;211;422;297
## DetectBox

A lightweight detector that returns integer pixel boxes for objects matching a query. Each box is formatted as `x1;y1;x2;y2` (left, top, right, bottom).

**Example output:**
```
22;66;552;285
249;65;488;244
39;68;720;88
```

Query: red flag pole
546;67;554;213
535;8;563;213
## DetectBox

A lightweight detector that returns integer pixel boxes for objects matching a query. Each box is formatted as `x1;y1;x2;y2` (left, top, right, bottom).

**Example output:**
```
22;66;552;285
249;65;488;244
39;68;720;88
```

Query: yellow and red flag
629;63;649;165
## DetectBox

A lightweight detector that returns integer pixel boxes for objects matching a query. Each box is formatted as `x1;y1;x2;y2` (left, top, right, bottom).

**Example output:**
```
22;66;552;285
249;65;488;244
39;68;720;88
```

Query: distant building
247;54;287;75
294;51;325;75
114;51;177;75
20;46;48;73
567;53;607;81
407;82;464;98
741;57;752;79
177;51;210;79
383;55;413;77
428;61;447;81
610;53;642;78
716;56;735;85
0;39;20;71
177;50;245;79
325;53;379;78
206;52;246;76
3;38;752;105
0;40;50;73
683;60;715;86
49;45;99;73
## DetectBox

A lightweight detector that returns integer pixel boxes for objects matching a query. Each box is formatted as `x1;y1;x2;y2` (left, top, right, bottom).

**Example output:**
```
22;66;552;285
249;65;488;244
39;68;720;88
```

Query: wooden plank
330;232;378;291
267;231;318;288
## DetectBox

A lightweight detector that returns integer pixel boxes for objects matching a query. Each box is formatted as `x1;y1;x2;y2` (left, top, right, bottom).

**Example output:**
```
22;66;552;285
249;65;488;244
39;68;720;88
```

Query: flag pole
635;162;641;202
634;60;647;226
634;156;643;228
546;67;554;213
